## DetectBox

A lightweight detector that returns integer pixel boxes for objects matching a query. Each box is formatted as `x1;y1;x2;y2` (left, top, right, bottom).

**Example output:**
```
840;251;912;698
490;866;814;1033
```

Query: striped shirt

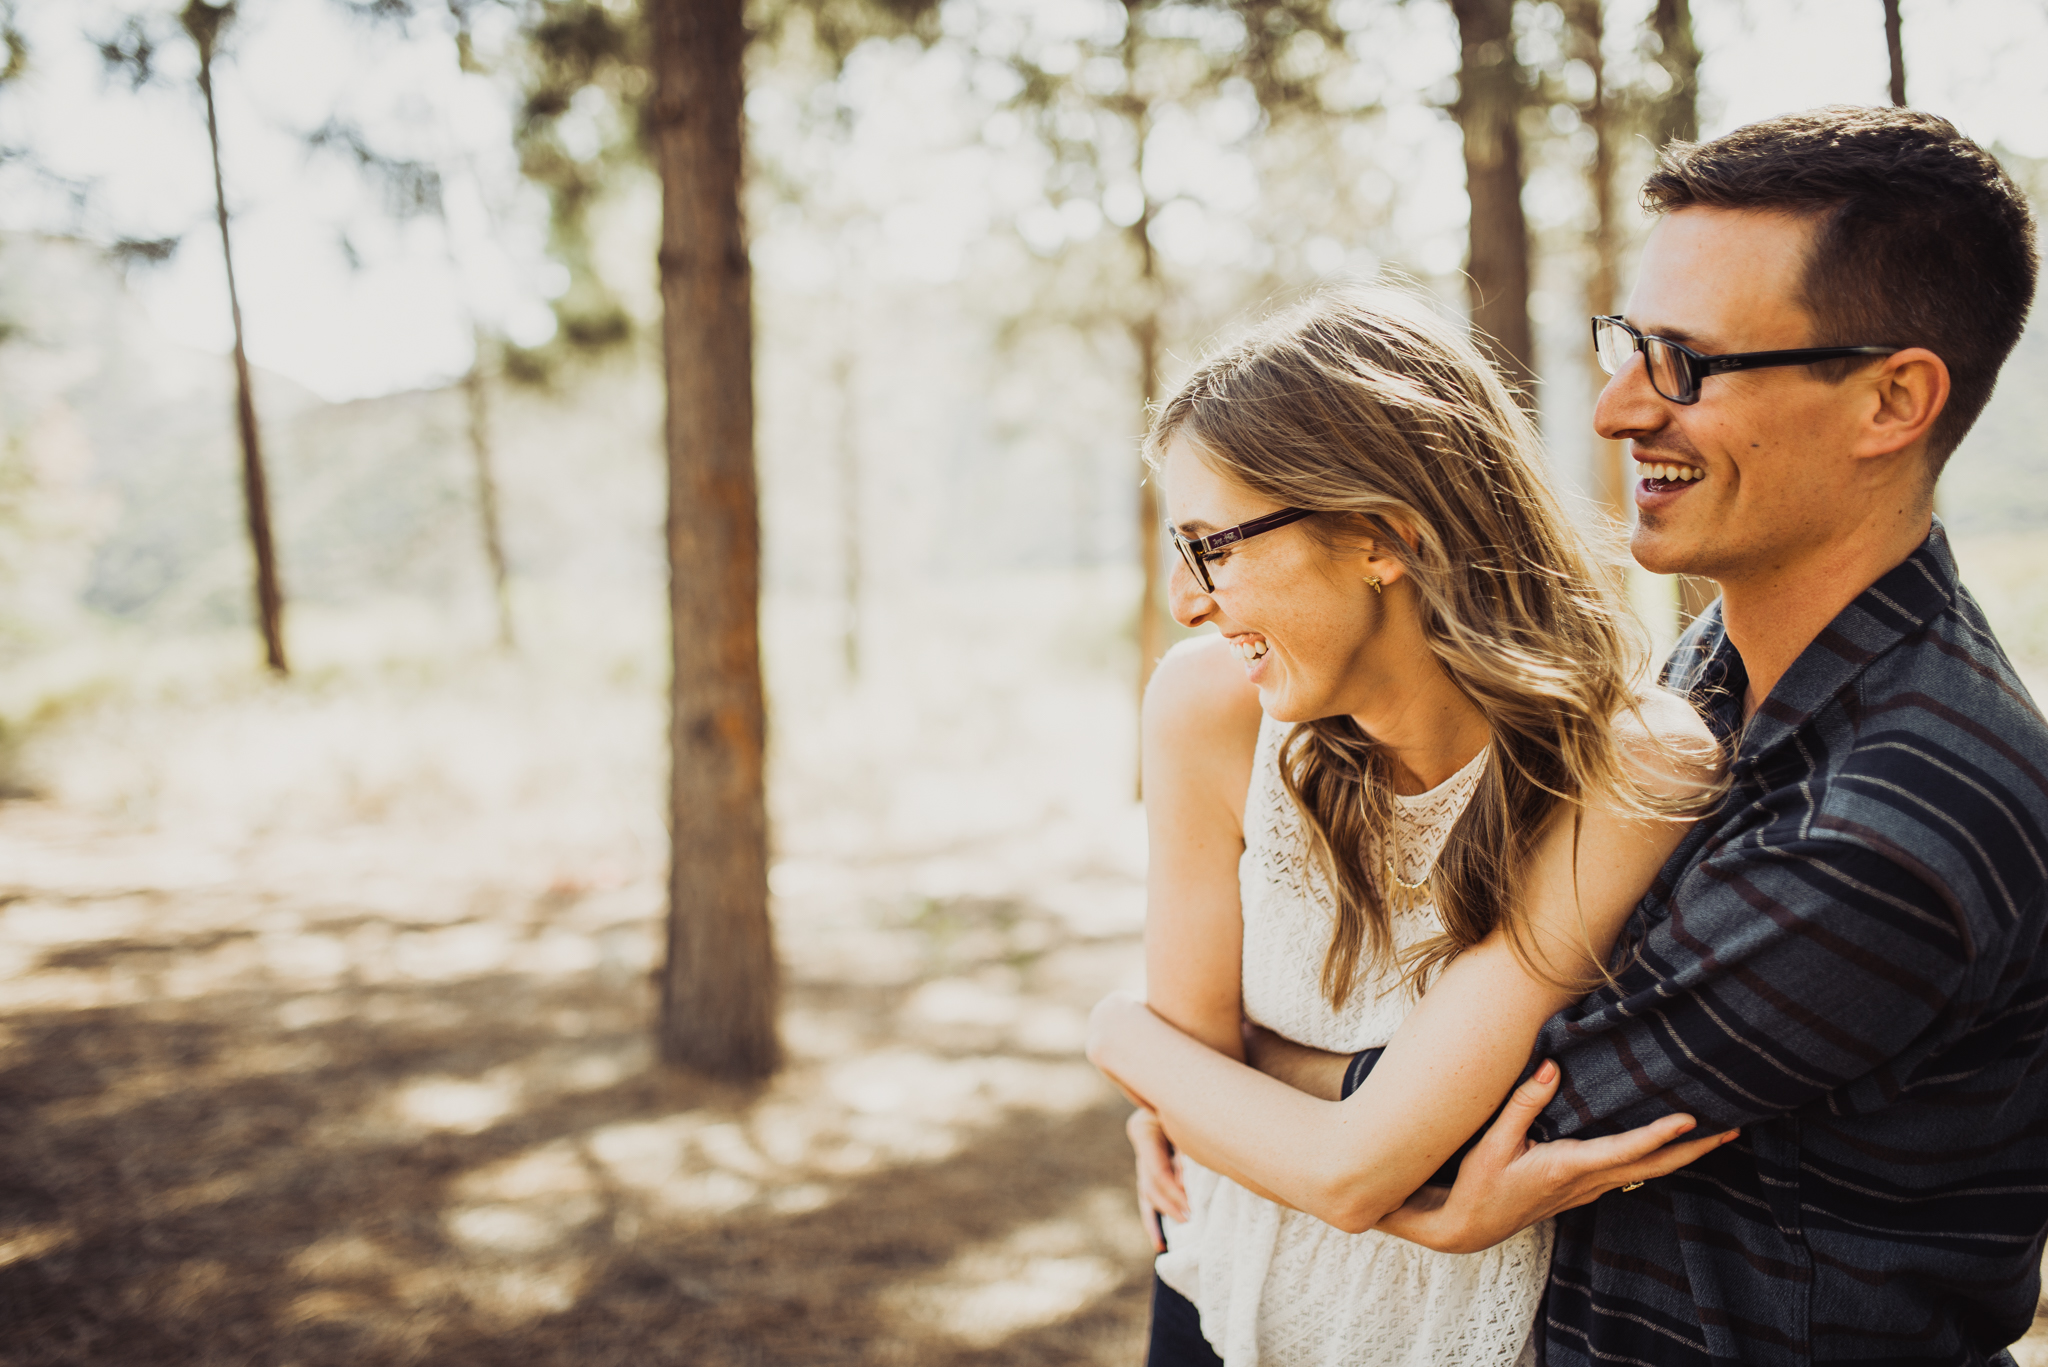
1533;522;2048;1367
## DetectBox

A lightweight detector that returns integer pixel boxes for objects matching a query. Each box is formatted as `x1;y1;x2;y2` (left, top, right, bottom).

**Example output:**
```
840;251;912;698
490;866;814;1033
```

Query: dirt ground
5;565;2048;1365
0;581;1159;1365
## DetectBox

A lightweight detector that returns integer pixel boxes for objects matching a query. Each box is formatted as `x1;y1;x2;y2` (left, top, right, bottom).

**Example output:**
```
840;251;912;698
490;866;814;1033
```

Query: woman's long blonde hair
1148;289;1692;1006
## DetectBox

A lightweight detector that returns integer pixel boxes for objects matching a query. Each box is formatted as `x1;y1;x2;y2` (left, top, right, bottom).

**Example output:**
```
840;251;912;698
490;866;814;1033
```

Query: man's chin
1630;523;1701;578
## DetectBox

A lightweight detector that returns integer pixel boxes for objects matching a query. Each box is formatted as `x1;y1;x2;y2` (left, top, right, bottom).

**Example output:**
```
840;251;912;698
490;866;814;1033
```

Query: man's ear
1855;346;1949;462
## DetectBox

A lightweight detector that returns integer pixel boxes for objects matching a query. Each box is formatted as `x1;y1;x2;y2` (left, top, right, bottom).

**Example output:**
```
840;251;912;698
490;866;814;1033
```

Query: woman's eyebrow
1175;519;1218;535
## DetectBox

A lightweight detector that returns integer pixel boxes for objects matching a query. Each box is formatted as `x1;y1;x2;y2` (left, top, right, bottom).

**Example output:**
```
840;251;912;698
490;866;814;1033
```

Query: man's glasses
1170;507;1313;593
1591;315;1899;406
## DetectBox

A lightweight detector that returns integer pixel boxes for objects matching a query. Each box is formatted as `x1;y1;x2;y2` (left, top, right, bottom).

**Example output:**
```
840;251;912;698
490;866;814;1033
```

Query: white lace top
1154;713;1552;1366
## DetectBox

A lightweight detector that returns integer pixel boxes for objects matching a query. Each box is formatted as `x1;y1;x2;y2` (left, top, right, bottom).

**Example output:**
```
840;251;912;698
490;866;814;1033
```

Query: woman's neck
1346;649;1488;796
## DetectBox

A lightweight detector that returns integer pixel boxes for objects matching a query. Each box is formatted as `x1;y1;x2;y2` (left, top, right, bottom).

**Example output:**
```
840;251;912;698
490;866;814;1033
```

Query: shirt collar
1665;518;1959;764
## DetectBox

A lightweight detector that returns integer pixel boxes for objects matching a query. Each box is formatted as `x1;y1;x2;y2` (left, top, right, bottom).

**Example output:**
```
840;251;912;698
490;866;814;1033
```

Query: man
1094;104;2048;1365
1363;105;2048;1365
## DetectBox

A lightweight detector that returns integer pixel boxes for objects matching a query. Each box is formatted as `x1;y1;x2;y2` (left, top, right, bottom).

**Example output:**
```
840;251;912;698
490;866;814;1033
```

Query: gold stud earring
1365;576;1382;595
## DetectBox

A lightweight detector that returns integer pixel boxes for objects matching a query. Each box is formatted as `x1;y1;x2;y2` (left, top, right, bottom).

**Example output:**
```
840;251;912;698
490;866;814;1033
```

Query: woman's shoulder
1144;635;1265;757
1610;685;1722;803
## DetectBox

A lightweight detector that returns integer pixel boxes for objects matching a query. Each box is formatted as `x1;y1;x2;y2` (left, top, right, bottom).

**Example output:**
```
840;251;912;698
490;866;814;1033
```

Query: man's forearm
1243;1023;1351;1101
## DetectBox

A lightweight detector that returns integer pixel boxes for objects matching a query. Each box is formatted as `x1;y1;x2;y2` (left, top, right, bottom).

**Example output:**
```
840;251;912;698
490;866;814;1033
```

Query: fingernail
1722;1130;1741;1143
1536;1059;1557;1082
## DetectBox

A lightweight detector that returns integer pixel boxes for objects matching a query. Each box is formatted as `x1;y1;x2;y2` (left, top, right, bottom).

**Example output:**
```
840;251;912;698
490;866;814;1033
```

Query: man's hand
1127;1108;1188;1252
1376;1060;1739;1255
1241;1022;1350;1101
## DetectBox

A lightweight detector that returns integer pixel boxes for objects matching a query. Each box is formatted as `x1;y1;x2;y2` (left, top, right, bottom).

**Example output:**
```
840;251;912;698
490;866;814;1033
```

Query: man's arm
1242;1023;1348;1101
1378;834;1965;1253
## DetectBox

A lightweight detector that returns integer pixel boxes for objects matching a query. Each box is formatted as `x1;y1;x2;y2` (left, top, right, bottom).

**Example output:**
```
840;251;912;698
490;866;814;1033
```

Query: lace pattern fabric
1154;714;1551;1366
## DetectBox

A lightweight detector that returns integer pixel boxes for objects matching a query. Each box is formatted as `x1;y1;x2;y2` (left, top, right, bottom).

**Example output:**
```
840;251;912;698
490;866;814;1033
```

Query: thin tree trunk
1448;0;1535;399
1648;0;1717;627
833;348;861;682
195;28;287;676
1883;0;1906;105
1649;0;1699;147
647;0;779;1081
1118;0;1169;794
462;333;515;650
1566;0;1626;522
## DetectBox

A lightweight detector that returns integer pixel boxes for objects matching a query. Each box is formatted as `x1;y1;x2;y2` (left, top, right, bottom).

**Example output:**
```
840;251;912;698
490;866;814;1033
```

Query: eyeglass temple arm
1699;345;1901;377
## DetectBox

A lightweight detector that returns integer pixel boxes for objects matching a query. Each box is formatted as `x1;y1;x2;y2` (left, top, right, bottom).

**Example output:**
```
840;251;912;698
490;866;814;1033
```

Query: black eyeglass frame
1170;507;1314;593
1591;315;1900;405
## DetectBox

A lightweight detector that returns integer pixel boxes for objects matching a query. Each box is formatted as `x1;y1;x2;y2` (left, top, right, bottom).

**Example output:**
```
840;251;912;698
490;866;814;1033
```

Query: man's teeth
1639;463;1703;483
1235;638;1268;661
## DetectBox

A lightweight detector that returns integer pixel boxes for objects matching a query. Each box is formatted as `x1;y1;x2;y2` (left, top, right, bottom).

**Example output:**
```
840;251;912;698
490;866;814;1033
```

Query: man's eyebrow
1628;318;1715;350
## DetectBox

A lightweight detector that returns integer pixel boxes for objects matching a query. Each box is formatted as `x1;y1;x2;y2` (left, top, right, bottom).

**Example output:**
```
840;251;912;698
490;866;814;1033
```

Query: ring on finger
1620;1180;1645;1192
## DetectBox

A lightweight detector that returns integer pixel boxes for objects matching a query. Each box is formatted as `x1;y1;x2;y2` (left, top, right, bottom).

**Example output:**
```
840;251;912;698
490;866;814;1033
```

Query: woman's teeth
1235;638;1268;662
1640;463;1703;483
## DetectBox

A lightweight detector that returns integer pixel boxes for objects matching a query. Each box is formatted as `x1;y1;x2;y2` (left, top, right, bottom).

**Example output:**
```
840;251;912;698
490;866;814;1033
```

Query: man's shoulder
1796;590;2048;933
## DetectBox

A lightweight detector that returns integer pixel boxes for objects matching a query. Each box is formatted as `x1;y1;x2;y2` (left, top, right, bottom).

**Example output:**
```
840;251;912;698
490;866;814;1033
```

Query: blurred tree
1447;0;1534;398
305;118;518;650
99;1;290;675
1561;0;1622;520
987;0;1351;750
1883;0;1905;106
646;0;780;1080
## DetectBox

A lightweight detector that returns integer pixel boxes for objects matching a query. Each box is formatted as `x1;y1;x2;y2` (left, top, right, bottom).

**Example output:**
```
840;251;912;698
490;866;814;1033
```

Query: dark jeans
1146;1275;1224;1367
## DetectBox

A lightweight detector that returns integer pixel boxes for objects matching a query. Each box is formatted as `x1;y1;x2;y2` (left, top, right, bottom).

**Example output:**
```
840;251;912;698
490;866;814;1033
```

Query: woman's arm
1139;635;1263;1058
1090;691;1722;1236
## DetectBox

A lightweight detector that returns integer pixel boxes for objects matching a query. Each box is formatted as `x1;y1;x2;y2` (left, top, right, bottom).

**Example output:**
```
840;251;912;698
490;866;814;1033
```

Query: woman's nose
1167;557;1213;628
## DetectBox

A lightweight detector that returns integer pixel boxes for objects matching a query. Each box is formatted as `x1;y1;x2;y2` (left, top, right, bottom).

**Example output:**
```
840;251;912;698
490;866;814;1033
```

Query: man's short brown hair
1642;106;2038;470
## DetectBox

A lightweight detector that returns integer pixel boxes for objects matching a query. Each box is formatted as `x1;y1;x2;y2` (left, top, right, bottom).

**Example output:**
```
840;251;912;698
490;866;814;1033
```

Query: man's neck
1720;507;1934;719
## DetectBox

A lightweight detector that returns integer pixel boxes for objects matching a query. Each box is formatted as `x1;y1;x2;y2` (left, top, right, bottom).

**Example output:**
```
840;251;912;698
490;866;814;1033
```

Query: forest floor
0;580;1157;1366
4;563;2048;1365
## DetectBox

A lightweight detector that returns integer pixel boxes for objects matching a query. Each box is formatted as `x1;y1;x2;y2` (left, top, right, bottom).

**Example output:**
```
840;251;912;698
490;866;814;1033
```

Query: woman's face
1160;437;1387;723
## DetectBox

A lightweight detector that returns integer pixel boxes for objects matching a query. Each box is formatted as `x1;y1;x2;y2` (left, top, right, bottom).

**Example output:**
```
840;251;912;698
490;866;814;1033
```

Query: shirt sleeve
1532;830;1972;1140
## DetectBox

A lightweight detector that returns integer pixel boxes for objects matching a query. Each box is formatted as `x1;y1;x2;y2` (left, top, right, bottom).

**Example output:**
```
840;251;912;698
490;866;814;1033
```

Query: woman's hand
1128;1107;1189;1253
1375;1060;1739;1254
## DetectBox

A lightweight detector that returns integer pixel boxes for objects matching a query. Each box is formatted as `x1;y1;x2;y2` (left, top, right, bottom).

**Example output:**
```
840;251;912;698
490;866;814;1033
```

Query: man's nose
1166;556;1213;628
1593;350;1666;442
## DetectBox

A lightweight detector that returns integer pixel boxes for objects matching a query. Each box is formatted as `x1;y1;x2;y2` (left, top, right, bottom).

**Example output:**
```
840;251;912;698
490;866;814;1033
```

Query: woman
1085;290;1729;1366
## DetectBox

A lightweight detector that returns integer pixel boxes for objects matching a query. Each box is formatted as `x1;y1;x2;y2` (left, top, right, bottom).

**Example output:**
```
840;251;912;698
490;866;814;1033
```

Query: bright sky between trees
14;0;2048;403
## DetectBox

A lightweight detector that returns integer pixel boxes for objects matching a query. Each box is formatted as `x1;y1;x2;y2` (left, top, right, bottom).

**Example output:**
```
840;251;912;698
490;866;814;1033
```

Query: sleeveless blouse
1154;713;1552;1366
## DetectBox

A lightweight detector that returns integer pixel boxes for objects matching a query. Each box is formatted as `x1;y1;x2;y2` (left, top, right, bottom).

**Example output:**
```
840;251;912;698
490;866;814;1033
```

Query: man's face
1598;207;1879;585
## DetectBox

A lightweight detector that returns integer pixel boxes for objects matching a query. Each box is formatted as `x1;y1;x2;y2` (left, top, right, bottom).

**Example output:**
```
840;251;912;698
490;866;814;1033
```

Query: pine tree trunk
1121;3;1169;794
1566;0;1626;522
1648;0;1718;626
647;0;779;1081
196;29;287;677
833;348;861;682
1883;0;1906;105
462;338;515;651
1448;0;1535;398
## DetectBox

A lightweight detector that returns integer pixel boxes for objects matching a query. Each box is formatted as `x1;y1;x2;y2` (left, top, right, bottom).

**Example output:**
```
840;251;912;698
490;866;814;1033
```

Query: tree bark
1649;0;1700;146
1883;0;1906;105
1121;0;1168;792
462;333;515;651
647;0;779;1081
191;4;287;677
1564;0;1626;523
1448;0;1535;399
833;348;861;682
1647;0;1717;626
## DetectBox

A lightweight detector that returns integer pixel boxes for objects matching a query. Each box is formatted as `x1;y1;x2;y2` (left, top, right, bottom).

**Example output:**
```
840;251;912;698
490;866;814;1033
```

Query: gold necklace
1383;852;1431;911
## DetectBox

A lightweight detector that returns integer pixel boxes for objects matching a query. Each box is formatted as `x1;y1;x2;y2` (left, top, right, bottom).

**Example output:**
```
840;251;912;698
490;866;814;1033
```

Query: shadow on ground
0;850;1151;1366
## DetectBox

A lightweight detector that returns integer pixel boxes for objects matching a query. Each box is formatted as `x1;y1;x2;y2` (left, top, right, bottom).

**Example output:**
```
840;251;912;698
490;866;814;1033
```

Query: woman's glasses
1591;315;1899;406
1170;507;1312;593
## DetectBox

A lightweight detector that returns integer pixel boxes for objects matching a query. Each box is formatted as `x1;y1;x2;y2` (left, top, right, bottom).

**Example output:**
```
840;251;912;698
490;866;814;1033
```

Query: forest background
3;0;2048;1363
